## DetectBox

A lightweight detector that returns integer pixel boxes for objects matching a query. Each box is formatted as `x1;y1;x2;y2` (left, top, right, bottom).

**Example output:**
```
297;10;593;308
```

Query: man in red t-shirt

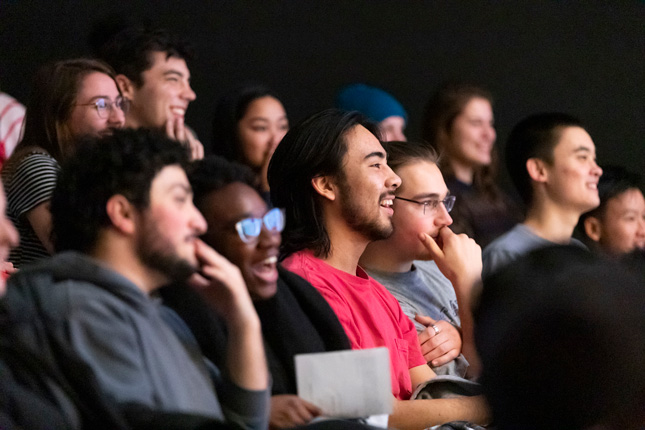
269;109;490;429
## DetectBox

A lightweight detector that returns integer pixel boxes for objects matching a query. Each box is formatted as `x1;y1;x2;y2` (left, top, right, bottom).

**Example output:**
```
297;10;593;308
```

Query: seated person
483;113;603;277
163;156;385;429
360;141;481;378
335;83;407;142
268;109;490;429
1;129;269;429
476;245;645;429
2;58;125;267
575;165;645;256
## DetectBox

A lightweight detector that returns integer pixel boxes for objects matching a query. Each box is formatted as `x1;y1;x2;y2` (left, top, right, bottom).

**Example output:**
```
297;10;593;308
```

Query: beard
337;176;393;242
136;216;197;283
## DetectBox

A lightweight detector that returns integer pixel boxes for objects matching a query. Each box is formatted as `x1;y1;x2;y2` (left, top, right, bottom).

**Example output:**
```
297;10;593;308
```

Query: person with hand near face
210;85;289;202
576;165;645;256
98;26;204;160
422;83;521;248
360;141;482;379
483;113;603;278
2;58;125;268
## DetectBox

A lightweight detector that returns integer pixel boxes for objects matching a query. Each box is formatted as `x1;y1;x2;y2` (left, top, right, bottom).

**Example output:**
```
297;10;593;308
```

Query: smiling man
483;113;603;277
268;109;489;429
1;129;268;429
99;26;204;159
360;141;482;379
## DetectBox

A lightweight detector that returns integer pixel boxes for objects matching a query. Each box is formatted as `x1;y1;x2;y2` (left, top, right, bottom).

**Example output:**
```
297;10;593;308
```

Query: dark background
2;1;643;186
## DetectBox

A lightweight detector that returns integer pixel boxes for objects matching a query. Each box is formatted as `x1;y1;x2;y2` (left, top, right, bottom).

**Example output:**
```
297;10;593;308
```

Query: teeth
263;256;277;265
171;107;186;116
381;199;393;207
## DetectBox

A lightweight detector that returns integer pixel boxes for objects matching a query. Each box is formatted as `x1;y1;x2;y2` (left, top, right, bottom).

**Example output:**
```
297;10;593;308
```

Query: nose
385;164;401;190
435;202;453;227
190;204;208;235
109;103;126;127
183;83;196;102
592;161;603;177
257;224;282;249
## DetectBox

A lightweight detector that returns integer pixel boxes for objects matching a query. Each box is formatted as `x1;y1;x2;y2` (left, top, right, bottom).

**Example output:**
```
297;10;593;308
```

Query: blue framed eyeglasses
394;195;456;215
235;208;285;243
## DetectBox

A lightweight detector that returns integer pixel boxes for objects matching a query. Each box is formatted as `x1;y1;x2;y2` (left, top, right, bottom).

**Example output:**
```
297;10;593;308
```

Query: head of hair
335;83;407;124
268;108;380;259
575;165;643;247
51;127;190;253
15;58;118;161
187;155;257;212
210;84;281;160
381;140;439;173
505;112;584;205
421;82;501;198
476;245;645;429
98;26;193;88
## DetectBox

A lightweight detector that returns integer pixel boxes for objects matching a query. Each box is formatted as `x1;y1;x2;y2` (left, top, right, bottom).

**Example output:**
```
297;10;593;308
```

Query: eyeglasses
394;195;456;215
235;208;285;243
76;96;128;118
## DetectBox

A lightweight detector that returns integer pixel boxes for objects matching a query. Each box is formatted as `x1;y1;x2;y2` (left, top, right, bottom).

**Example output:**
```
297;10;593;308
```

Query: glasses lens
237;218;262;242
95;98;108;118
443;196;456;213
115;96;129;113
263;208;285;232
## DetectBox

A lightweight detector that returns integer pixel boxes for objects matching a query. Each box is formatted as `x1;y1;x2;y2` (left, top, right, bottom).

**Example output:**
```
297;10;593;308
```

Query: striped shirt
2;152;59;268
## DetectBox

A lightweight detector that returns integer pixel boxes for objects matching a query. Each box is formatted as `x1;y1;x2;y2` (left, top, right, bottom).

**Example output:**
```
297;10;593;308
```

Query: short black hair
381;140;439;172
52;128;190;253
505;112;584;205
187;156;257;212
476;245;645;429
268;109;379;259
98;26;193;87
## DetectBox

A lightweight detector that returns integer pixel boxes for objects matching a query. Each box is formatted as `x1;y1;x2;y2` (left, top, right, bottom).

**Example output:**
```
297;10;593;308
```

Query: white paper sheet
295;347;393;418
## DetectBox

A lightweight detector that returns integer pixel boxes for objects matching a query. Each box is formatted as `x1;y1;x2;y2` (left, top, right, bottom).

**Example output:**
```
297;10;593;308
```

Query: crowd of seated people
0;22;643;430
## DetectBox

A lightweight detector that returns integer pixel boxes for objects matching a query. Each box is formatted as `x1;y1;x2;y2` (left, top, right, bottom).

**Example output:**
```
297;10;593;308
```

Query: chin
250;282;278;301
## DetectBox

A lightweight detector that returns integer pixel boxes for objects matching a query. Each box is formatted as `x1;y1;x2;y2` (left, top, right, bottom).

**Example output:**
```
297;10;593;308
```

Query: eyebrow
166;183;193;194
573;146;593;154
364;151;386;161
410;191;450;200
163;69;189;80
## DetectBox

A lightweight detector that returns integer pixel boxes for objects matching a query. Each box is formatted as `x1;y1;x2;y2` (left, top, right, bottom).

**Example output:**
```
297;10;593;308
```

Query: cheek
239;132;268;166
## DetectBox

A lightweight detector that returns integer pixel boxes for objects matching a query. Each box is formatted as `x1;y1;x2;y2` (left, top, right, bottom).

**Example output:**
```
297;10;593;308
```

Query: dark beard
337;176;393;242
136;219;197;283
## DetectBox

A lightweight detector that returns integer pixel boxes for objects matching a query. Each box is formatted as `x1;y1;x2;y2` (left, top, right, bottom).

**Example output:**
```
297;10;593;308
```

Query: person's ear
115;74;135;101
526;158;548;183
105;194;137;235
584;216;602;242
311;175;337;202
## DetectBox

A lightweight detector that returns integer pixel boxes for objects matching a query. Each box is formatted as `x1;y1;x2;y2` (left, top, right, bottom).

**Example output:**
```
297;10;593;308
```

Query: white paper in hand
295;347;393;418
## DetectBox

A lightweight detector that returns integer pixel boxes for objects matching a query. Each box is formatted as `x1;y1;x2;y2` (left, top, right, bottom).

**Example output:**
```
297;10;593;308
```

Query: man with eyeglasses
360;141;483;379
268;110;490;428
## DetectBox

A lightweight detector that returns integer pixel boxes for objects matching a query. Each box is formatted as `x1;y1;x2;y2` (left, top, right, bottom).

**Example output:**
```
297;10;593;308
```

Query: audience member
98;26;204;159
335;83;407;142
476;245;645;429
162;156;383;429
2;59;125;268
422;82;520;248
2;129;269;429
483;112;602;277
0;91;26;166
360;141;481;378
269;109;490;429
575;165;645;256
210;85;288;199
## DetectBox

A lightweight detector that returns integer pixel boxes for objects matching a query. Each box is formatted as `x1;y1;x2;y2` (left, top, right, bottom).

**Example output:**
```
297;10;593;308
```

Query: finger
174;116;186;142
414;314;436;327
165;117;176;140
419;232;444;260
431;348;461;367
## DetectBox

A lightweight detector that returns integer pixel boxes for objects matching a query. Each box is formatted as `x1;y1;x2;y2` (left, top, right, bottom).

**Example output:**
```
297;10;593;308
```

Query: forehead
145;51;191;77
552;126;595;157
244;96;286;118
461;97;492;115
396;161;447;196
77;72;119;97
342;124;384;164
201;182;267;225
607;188;645;211
150;165;189;197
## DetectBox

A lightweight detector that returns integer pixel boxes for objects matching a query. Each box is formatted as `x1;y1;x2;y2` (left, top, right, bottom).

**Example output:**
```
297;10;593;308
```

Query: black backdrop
2;1;643;185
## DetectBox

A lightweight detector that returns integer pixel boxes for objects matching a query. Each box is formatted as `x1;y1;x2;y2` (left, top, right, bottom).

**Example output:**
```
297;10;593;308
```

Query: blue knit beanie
335;84;407;124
